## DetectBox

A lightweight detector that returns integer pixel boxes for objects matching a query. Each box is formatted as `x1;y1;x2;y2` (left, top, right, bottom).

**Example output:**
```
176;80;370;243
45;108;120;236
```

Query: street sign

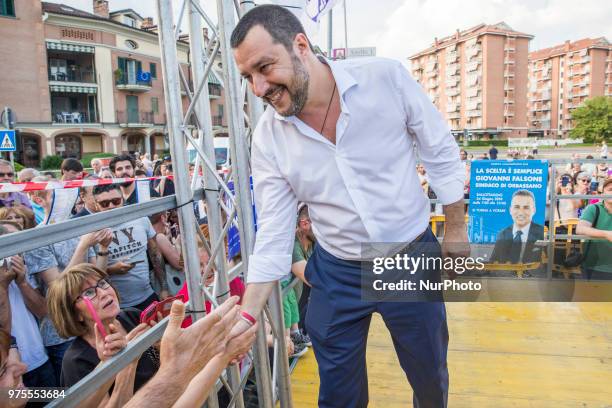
0;130;16;152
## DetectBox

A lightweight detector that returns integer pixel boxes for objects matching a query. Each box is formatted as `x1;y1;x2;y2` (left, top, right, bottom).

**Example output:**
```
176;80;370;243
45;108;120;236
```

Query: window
150;63;157;79
1;0;15;16
218;104;224;118
124;16;136;27
151;97;159;114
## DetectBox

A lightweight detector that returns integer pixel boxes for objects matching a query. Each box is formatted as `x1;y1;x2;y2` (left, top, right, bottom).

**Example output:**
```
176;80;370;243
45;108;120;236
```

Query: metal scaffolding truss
156;0;292;407
26;0;293;406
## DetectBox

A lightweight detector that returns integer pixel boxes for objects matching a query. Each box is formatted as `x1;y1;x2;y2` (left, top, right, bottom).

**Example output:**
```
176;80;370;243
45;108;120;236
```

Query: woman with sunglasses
47;264;159;407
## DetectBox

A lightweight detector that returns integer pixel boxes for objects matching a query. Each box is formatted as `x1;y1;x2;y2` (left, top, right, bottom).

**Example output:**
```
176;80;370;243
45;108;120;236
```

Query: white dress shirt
247;57;464;283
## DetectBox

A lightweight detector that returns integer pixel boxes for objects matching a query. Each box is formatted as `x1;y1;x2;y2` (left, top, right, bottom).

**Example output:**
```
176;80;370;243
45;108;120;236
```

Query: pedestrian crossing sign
0;130;16;152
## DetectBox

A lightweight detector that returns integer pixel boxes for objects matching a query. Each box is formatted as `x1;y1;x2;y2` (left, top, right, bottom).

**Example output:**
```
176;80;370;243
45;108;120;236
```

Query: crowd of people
0;152;315;407
1;140;611;404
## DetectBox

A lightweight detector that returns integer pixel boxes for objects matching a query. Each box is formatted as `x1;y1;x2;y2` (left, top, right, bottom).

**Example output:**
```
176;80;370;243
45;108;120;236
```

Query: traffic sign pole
2;107;14;169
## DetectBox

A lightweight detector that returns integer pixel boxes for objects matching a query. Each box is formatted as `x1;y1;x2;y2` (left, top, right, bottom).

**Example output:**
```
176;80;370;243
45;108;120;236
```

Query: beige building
409;23;533;139
0;0;226;167
527;37;612;138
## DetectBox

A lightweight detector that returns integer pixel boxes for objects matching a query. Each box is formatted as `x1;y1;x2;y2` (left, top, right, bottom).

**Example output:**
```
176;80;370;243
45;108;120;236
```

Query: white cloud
353;0;612;66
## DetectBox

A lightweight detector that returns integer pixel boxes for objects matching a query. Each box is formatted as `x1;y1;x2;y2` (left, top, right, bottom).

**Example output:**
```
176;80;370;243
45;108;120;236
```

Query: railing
208;83;222;96
116;110;154;124
212;115;224;126
52;110;98;123
49;70;96;83
115;76;152;87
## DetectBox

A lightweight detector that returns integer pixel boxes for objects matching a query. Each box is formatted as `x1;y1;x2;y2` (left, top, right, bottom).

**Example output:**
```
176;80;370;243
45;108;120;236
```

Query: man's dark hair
135;169;147;177
230;5;311;52
511;189;536;205
109;154;136;173
61;158;83;173
92;183;122;196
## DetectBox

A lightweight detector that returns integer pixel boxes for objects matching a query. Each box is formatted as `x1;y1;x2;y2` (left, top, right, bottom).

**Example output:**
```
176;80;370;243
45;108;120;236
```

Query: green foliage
81;152;115;168
466;140;508;147
13;162;24;172
569;96;612;143
40;155;63;170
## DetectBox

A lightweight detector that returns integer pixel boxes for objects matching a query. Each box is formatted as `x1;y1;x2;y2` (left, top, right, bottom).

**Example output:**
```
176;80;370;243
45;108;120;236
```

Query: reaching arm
153;234;182;270
173;324;258;408
576;220;612;242
291;260;308;285
124;299;238;408
0;285;11;333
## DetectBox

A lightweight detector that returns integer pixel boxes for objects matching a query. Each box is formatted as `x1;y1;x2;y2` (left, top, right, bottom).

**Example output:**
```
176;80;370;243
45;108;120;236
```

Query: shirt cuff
246;253;292;283
432;179;465;205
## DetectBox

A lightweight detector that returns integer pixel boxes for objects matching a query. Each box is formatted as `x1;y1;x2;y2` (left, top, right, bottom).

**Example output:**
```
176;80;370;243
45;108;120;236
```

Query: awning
46;41;95;54
50;84;97;94
208;71;222;86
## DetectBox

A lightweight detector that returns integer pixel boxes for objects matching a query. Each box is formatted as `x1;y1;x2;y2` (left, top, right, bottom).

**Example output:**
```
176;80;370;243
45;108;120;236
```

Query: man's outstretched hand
159;296;240;383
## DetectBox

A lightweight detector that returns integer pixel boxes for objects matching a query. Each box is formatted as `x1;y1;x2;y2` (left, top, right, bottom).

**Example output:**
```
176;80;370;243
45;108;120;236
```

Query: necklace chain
319;82;337;135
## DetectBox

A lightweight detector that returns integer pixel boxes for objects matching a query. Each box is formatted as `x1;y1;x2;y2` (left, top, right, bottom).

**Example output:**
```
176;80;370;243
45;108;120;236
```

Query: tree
569;96;612;143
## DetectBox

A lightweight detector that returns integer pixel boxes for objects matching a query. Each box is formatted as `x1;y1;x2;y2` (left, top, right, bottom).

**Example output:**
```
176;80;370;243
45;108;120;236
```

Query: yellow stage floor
290;302;612;407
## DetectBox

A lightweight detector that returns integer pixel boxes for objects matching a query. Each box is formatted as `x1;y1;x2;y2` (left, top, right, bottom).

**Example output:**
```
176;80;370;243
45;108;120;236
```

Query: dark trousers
132;292;160;311
46;340;72;386
305;228;449;408
297;283;310;334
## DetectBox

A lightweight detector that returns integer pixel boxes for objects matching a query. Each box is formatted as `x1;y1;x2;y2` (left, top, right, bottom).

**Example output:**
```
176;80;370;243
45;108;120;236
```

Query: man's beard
264;53;309;117
120;173;134;187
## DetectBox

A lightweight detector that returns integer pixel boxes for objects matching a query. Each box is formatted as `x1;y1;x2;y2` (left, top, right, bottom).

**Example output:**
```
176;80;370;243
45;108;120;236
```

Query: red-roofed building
409;22;533;140
527;38;612;138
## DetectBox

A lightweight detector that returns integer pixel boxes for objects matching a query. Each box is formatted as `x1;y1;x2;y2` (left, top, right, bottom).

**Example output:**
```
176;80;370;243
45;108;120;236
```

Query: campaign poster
468;160;548;249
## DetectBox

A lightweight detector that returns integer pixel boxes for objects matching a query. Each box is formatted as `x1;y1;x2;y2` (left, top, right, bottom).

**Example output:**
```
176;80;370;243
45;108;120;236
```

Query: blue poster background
226;177;257;259
468;160;548;244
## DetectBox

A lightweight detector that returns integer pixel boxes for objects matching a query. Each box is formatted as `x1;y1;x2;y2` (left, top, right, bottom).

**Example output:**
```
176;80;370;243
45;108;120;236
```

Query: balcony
52;110;98;124
504;108;515;117
446;52;458;62
115;76;152;92
466;110;481;118
48;68;96;84
504;69;515;78
446;104;459;113
212;115;224;126
208;83;222;98
504;57;515;64
116;110;154;127
466;61;480;72
445;78;459;88
447;111;461;119
51;93;99;124
446;88;460;96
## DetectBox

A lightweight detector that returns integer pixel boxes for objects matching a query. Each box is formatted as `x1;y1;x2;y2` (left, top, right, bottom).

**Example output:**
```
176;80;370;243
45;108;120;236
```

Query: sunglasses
0;172;15;178
75;278;112;304
97;197;123;208
579;179;590;182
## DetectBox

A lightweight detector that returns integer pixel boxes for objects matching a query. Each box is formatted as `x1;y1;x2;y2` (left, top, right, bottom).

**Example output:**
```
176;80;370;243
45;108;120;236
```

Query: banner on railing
0;176;173;193
468;160;549;262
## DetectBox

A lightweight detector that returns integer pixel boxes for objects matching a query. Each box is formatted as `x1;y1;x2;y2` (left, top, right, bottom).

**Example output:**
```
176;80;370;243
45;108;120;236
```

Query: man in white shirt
229;5;468;407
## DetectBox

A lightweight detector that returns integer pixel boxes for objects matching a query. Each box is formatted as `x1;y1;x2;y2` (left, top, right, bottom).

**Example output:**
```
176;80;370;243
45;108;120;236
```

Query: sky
57;0;612;66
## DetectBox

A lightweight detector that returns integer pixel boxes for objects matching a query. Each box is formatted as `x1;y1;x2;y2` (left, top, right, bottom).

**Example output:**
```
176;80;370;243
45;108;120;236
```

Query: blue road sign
0;130;16;152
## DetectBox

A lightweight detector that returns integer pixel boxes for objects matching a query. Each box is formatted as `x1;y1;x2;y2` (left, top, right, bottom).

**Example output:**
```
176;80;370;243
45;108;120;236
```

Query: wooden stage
290;302;612;407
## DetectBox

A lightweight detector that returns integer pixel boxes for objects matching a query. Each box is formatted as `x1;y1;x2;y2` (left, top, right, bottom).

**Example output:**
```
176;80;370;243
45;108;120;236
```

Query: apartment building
528;37;612;138
0;0;226;167
409;23;533;139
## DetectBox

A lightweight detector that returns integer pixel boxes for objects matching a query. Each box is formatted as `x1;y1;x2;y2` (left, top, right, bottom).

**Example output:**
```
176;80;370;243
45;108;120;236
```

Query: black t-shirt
60;309;159;391
125;183;160;206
